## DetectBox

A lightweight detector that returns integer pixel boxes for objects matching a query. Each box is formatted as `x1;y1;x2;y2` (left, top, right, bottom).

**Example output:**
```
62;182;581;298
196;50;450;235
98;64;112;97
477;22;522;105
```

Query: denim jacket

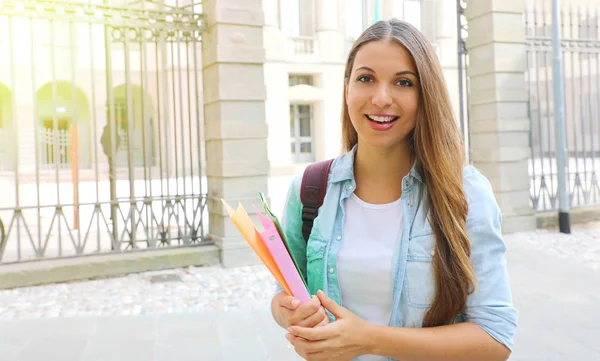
278;145;518;358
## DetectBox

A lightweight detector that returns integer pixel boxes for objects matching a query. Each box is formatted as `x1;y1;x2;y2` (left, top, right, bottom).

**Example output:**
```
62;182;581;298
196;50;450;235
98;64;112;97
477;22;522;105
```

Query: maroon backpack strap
300;159;334;242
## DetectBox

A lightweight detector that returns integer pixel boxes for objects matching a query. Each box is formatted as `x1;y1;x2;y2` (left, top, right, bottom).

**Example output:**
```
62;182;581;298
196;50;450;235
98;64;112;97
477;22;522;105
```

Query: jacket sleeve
462;168;519;351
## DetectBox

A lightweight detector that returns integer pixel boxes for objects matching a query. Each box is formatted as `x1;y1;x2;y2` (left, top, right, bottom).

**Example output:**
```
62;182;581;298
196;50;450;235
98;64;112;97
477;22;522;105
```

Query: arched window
110;84;156;168
35;81;91;170
0;83;13;170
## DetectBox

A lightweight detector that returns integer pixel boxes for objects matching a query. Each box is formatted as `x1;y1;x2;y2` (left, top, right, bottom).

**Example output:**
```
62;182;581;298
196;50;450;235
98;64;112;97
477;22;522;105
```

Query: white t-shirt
337;193;403;361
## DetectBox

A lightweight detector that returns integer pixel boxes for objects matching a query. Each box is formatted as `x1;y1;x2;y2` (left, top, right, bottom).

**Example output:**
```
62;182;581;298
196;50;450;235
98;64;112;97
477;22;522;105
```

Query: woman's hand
285;290;375;361
272;291;330;329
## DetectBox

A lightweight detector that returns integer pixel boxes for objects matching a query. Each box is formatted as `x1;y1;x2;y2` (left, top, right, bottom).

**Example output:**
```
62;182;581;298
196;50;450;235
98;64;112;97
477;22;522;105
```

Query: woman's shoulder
286;172;304;203
461;165;502;224
462;165;495;200
288;152;351;192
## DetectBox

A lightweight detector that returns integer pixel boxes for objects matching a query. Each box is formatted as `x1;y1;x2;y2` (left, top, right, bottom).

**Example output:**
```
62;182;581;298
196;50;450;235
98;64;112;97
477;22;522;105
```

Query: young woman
270;19;517;361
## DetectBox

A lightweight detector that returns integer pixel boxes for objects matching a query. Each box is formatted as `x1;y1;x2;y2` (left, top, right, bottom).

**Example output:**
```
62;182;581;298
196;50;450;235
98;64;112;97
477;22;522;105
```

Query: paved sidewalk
0;308;299;361
1;229;599;361
506;234;600;361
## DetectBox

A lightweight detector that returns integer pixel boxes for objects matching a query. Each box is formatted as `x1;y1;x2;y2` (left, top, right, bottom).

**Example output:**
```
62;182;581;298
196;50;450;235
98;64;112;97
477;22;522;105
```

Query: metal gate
0;0;210;264
525;3;600;211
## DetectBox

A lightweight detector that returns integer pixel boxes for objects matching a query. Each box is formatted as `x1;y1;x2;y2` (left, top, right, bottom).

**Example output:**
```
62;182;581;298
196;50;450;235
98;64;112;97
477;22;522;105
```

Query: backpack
300;159;334;242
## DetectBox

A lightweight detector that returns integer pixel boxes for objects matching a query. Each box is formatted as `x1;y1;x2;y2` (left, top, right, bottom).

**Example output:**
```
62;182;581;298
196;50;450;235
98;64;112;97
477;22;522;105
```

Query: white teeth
367;115;397;123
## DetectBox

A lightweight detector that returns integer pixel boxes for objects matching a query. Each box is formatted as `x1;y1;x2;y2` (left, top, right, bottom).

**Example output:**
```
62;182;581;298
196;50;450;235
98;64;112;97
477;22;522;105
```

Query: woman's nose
371;85;393;108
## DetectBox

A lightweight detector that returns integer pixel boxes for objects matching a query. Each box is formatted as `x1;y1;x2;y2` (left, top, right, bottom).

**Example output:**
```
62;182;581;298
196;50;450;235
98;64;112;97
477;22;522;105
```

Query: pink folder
253;205;311;304
221;199;293;296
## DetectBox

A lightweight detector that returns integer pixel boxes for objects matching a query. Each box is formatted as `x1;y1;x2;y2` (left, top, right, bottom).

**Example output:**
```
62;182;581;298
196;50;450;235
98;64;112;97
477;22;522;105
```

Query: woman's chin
358;137;409;151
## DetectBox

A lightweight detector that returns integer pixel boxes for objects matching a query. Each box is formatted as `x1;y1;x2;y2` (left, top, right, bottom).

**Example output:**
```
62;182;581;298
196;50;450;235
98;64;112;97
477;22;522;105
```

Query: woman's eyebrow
355;66;417;77
395;70;418;77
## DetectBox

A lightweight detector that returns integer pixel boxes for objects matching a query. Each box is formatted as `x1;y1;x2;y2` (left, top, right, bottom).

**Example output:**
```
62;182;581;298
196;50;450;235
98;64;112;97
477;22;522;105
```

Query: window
0;86;13;170
40;116;71;168
394;0;422;31
110;99;155;168
281;0;301;36
289;74;314;86
280;0;315;37
290;104;314;162
345;0;366;43
0;96;6;169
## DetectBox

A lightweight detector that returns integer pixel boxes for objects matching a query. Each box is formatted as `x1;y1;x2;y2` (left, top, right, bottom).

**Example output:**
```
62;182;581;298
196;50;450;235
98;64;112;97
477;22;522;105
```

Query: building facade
0;0;456;177
4;0;598;268
261;0;462;176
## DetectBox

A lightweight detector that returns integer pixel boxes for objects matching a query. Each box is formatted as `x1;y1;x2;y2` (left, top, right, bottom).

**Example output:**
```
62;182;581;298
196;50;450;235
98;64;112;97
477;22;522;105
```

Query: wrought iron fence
525;3;600;211
0;0;211;264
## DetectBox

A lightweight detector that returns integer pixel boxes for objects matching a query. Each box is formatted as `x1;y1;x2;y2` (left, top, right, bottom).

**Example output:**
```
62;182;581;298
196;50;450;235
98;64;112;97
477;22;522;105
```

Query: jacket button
329;267;335;274
336;236;341;241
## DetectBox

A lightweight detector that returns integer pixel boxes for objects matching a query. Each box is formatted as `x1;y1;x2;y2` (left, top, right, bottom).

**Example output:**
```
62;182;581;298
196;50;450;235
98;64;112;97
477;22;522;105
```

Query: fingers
288;323;333;341
296;305;328;328
279;294;301;310
279;294;331;330
285;333;309;359
291;296;321;323
316;311;330;327
316;290;347;318
286;334;329;361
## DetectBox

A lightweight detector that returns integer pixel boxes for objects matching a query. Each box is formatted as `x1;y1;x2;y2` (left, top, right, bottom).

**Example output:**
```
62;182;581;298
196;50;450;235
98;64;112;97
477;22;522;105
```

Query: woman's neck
353;142;414;204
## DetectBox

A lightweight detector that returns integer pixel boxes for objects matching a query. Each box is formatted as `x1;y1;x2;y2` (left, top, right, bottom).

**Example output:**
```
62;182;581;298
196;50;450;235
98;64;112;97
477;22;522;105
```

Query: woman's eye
397;79;413;87
357;75;373;83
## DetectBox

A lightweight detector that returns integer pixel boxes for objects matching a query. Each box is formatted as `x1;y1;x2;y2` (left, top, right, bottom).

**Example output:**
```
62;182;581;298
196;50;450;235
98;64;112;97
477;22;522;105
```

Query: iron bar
552;0;571;233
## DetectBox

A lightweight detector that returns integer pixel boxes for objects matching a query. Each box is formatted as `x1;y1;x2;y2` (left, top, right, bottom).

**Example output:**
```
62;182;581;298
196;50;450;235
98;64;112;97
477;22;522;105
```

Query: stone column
202;0;270;267
465;1;536;233
316;0;344;62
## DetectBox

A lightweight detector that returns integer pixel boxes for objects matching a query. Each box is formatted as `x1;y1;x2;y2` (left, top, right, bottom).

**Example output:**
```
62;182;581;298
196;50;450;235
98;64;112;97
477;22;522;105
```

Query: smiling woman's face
345;39;420;150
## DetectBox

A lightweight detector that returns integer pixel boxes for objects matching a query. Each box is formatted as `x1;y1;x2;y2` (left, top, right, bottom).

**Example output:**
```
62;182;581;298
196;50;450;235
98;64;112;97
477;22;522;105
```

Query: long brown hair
341;19;476;327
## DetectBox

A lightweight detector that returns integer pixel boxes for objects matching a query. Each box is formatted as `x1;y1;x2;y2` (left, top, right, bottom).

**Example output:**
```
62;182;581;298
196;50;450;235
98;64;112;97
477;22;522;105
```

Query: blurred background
0;0;598;360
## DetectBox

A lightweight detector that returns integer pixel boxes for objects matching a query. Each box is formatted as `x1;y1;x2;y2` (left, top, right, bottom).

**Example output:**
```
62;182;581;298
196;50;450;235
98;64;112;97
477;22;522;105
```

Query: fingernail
292;300;299;307
287;327;293;333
